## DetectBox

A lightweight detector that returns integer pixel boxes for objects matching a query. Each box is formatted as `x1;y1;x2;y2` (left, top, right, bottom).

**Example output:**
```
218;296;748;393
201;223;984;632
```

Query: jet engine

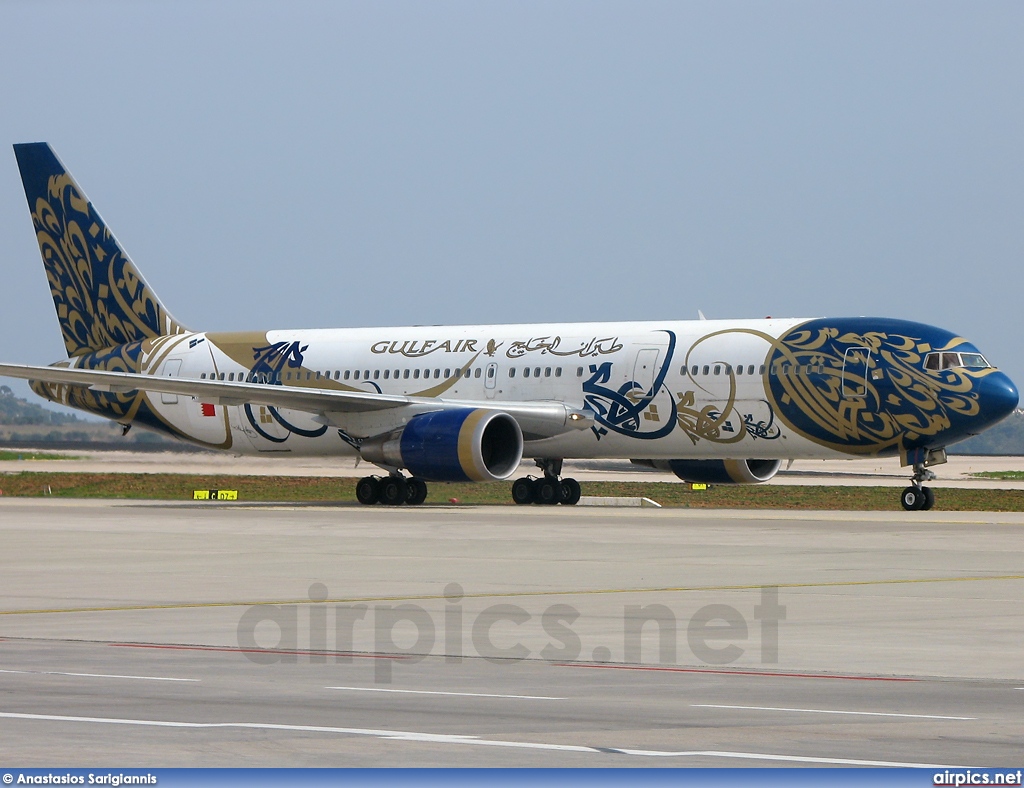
632;458;782;484
360;408;523;482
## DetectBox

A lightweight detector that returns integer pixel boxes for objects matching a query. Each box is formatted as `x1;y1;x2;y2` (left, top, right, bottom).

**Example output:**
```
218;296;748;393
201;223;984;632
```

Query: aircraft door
159;358;182;404
842;347;869;398
485;362;498;399
632;348;661;396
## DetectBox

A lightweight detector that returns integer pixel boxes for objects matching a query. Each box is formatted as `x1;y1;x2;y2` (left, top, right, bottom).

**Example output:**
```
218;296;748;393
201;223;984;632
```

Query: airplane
1;142;1017;511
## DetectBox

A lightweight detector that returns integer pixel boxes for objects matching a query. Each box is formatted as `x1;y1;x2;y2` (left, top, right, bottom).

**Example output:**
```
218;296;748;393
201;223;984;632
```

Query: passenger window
714;365;721;375
403;369;410;379
510;368;516;378
444;369;451;378
200;373;206;379
464;369;471;379
534;367;541;377
577;367;584;377
555;368;562;377
435;369;441;379
749;365;756;376
736;365;743;376
487;367;495;378
725;365;732;375
544;368;551;377
344;371;350;380
702;365;709;376
383;370;390;379
524;368;530;378
691;365;699;376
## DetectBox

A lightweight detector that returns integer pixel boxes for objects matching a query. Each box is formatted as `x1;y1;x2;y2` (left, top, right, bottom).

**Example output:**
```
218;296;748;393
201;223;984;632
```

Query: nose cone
977;371;1019;430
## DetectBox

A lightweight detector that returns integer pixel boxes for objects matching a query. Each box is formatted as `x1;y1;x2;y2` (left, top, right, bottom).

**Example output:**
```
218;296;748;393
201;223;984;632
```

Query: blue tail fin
13;143;188;358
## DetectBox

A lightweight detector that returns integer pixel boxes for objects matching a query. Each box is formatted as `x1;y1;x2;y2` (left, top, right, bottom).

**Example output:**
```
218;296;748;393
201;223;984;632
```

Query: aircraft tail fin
13;142;188;358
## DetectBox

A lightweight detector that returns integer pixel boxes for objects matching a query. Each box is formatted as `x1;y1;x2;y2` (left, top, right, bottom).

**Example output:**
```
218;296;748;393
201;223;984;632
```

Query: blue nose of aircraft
977;371;1019;430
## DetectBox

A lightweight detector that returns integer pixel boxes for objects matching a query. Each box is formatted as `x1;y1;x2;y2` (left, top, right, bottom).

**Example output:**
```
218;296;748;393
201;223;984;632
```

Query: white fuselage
133;317;837;461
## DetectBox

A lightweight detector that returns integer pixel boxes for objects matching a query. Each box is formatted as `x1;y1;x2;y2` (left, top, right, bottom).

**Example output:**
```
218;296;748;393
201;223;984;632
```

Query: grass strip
0;451;79;461
0;471;1021;511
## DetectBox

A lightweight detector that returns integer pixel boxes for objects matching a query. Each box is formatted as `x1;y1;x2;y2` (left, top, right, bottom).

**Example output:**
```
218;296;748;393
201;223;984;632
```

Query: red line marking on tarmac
555;663;920;681
109;643;406;660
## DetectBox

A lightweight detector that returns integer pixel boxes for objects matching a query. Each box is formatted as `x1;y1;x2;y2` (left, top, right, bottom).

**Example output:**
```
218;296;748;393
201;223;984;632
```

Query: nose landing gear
511;459;582;506
900;462;937;511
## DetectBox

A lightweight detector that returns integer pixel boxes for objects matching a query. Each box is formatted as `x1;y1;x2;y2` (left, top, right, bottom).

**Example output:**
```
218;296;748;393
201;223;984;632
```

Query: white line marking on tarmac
0;669;198;682
692;704;975;720
0;711;969;767
326;686;563;700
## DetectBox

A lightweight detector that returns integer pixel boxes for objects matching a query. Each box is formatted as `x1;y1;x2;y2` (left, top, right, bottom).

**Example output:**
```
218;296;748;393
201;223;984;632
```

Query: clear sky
1;1;1021;405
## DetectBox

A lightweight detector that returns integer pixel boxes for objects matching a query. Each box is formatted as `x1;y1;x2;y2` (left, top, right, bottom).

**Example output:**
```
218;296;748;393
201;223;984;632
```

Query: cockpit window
959;353;990;368
924;352;991;371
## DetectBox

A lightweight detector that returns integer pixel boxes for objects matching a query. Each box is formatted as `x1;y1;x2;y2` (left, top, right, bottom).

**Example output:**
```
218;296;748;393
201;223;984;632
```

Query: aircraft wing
0;363;593;439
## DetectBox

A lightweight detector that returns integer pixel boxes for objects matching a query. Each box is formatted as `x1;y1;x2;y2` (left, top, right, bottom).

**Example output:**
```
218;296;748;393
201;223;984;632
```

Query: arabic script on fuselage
506;336;623;359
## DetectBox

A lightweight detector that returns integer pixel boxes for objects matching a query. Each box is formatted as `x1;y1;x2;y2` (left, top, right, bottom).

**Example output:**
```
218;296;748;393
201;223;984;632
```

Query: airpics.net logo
934;771;1023;786
235;583;786;682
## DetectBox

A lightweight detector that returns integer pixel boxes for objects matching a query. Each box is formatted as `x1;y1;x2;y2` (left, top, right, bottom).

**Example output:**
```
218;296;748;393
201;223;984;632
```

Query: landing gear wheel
560;477;581;506
406;478;428;506
356;476;381;506
920;486;935;511
380;476;408;506
900;486;925;511
512;477;535;505
535;477;564;505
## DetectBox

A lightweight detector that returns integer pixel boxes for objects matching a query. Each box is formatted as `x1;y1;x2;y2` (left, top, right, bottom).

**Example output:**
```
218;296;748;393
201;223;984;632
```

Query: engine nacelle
360;408;523;482
633;458;782;484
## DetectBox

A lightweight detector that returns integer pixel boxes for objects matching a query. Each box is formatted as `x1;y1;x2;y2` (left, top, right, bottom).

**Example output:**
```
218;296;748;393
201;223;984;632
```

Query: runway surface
1;500;1022;766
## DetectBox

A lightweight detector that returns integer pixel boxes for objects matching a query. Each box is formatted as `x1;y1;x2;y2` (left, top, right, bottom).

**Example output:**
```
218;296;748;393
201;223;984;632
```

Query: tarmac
1;499;1022;766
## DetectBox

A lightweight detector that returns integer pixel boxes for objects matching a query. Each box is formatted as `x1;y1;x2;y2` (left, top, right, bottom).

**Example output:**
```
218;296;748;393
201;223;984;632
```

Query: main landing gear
356;475;429;506
900;462;936;511
511;459;582;506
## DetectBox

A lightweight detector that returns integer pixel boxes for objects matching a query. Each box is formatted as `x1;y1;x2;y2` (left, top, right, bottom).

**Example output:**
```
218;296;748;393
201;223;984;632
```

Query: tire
380;476;408;506
920;486;935;511
560;477;581;506
356;476;381;506
535;477;563;505
406;478;428;506
511;477;535;505
900;486;924;511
